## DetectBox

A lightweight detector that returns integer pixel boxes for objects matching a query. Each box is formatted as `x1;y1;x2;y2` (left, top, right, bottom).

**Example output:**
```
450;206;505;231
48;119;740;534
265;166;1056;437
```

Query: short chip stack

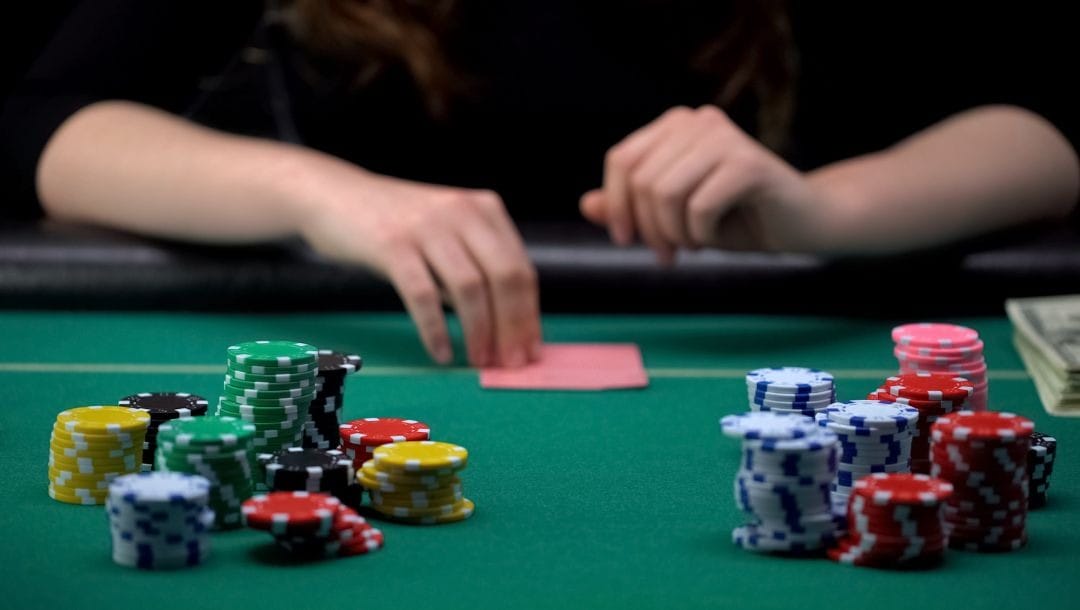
930;410;1034;551
828;473;953;568
359;441;474;524
869;372;972;474
815;401;917;514
746;367;836;417
339;417;432;470
892;323;988;411
155;416;256;530
107;472;215;570
242;491;384;558
303;351;362;449
118;392;209;469
48;406;150;505
218;340;319;456
256;447;355;502
721;412;840;554
1029;431;1058;509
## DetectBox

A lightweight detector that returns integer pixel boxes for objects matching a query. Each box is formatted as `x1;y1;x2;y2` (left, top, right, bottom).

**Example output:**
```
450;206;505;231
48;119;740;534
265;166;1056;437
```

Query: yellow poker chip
368;484;463;502
370;490;463;510
55;406;150;434
372;441;468;473
48;451;139;467
49;435;137;453
47;483;109;502
47;469;114;489
49;440;135;459
50;425;141;443
373;498;475;524
358;463;459;490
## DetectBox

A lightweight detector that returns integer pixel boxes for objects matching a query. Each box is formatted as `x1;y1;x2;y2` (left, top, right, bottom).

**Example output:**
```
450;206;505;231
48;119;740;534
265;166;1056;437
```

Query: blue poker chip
720;411;818;441
746;367;835;395
815;413;917;438
822;400;920;431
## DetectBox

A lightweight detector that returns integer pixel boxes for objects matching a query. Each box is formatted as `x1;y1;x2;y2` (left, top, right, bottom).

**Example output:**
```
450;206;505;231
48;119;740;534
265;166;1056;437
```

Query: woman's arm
581;104;1079;257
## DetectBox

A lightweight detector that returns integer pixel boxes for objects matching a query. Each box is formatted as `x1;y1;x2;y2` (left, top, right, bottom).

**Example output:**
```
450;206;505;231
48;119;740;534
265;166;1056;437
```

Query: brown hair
283;0;796;149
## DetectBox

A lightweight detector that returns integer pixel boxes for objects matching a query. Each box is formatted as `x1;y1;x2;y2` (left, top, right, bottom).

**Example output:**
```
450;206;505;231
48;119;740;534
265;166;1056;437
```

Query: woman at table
2;1;1077;367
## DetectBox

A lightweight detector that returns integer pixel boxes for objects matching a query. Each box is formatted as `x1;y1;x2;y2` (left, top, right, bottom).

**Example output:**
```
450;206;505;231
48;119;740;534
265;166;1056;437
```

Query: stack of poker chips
303;350;362;449
359;441;474;524
721;411;840;554
828;473;953;568
256;447;355;502
746;367;836;417
242;491;384;558
218;340;319;455
892;323;988;411
339;417;432;470
118;392;209;469
1029;431;1058;508
106;472;215;570
48;406;150;505
868;372;972;474
815;401;917;514
930;410;1034;551
155;416;256;530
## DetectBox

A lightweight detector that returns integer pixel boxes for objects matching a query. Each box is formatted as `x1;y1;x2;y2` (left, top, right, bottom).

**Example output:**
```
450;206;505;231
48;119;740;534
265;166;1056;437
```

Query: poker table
1;311;1077;610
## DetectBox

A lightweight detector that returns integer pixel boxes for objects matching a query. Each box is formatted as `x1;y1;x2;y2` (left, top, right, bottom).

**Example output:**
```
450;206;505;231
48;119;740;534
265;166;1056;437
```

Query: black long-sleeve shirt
2;1;1075;221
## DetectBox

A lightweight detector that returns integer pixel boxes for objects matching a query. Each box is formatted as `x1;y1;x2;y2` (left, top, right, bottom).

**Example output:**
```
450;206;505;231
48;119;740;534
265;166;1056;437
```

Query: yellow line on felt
0;362;1031;380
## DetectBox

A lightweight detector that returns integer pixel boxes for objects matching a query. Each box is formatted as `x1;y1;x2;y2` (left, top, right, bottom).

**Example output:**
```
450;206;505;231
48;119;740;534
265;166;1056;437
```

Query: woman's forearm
37;100;328;243
806;105;1079;253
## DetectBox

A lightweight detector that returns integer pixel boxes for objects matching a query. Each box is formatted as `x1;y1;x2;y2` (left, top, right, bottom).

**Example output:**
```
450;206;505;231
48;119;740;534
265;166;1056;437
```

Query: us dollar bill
1007;295;1080;416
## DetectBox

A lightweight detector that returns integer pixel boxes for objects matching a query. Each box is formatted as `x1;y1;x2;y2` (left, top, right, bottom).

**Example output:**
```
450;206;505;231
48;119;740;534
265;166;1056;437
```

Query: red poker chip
871;392;959;413
851;473;954;505
884;373;974;402
847;534;948;552
931;411;1035;443
338;418;431;446
242;491;341;535
894;346;984;364
892;323;980;349
849;517;946;538
339;527;384;556
894;339;985;359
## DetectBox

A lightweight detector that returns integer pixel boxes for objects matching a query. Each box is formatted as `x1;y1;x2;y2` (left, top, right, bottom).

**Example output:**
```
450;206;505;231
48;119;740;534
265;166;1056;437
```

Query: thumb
579;189;608;224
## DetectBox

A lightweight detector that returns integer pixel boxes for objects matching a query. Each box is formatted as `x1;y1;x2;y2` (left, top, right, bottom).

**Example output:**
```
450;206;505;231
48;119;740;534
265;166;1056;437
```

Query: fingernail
504;347;526;368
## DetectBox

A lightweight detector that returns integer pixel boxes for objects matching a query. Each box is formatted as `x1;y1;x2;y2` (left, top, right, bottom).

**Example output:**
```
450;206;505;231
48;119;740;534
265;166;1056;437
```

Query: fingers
384;245;453;364
579;189;607;224
603;106;690;246
419;234;493;367
459;191;542;367
685;163;756;248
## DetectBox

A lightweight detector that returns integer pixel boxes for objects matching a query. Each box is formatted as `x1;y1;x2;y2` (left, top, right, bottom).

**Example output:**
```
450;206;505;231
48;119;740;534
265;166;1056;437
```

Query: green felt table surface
0;312;1076;610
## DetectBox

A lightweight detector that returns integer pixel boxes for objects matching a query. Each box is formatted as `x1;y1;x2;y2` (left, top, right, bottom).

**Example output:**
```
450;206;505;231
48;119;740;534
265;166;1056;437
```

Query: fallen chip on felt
479;343;648;391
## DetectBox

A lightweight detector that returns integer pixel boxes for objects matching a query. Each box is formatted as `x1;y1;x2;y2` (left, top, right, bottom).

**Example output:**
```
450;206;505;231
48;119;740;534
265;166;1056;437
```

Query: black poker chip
317;350;362;376
257;447;354;492
119;392;210;419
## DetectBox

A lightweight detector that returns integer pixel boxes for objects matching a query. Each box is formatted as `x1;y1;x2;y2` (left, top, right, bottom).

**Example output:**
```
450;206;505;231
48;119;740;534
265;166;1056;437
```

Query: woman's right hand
290;156;542;368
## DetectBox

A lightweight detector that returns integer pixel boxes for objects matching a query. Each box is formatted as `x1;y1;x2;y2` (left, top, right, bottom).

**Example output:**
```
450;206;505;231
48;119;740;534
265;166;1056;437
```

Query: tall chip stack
1028;432;1058;508
155;416;257;530
930;410;1034;551
892;323;988;411
118;392;209;469
359;441;475;524
303;351;362;449
815;401;917;514
48;406;150;505
720;411;840;554
746;367;836;417
218;340;319;456
868;372;972;474
107;472;215;570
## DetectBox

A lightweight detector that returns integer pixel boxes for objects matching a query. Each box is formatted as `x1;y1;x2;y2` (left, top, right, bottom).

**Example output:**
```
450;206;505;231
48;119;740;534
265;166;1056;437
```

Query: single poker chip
746;367;834;394
720;412;818;441
157;416;256;447
55;406;151;434
868;392;957;412
893;348;983;366
892;323;980;349
227;341;319;367
316;350;363;374
851;473;953;505
931;411;1034;443
372;441;468;473
224;376;315;392
339;418;432;446
824;401;920;431
229;369;316;383
884;373;974;401
242;491;341;535
119;392;209;421
373;497;475;524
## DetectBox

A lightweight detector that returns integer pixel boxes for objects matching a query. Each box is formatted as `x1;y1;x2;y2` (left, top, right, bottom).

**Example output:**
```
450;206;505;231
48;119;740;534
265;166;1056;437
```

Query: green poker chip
227;369;317;383
156;416;256;446
226;341;318;368
224;375;316;392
